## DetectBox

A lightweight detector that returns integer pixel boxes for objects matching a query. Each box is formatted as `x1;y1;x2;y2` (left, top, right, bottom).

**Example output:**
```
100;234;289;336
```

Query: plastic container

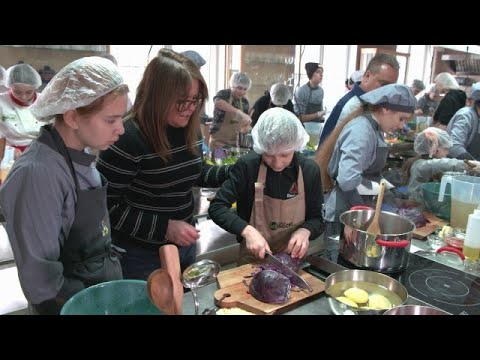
422;182;451;220
60;280;163;315
463;209;480;261
439;175;480;230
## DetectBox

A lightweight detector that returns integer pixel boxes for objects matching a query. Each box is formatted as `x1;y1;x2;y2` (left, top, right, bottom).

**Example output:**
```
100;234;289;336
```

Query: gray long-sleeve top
0;138;100;304
324;114;385;221
408;158;466;203
447;106;479;160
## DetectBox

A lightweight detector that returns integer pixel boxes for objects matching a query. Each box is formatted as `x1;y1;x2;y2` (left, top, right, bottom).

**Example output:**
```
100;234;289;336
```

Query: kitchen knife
265;251;313;292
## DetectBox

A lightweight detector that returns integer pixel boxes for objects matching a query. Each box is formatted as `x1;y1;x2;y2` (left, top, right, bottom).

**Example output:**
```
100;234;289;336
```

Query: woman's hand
166;219;200;247
241;225;271;259
287;228;310;259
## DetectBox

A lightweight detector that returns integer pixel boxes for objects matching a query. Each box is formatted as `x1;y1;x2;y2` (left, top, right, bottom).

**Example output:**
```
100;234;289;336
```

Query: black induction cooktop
307;238;480;315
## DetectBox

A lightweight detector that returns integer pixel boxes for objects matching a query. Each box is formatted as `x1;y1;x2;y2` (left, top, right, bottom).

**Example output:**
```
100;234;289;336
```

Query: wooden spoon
159;245;183;315
365;179;386;257
147;269;175;315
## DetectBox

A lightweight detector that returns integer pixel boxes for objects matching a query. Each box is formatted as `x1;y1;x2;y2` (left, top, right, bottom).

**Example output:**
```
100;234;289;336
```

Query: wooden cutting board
413;210;447;239
214;264;324;315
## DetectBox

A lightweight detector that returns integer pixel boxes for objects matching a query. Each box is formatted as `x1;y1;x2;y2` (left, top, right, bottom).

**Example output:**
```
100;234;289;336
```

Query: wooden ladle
159;245;183;315
147;269;175;315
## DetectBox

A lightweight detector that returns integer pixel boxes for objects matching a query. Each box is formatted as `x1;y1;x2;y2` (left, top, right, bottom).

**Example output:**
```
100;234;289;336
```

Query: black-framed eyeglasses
176;98;201;112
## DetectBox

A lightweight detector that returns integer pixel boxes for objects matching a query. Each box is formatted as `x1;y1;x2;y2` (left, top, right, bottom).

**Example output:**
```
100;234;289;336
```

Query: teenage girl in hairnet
209;108;324;265
317;84;416;241
402;127;480;205
0;57;128;314
0;63;43;161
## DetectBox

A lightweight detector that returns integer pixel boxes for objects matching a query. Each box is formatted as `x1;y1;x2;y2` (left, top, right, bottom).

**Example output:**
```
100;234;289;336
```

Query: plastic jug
439;174;480;230
463;209;480;261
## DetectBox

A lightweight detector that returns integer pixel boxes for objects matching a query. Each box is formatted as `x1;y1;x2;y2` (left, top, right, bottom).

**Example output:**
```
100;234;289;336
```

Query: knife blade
265;251;313;292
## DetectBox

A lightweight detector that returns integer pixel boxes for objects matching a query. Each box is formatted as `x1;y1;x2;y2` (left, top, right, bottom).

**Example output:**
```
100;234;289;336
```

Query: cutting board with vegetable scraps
214;264;324;315
413;210;447;239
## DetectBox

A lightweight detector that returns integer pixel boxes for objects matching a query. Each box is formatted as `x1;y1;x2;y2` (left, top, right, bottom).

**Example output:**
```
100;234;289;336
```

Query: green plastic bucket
60;280;163;315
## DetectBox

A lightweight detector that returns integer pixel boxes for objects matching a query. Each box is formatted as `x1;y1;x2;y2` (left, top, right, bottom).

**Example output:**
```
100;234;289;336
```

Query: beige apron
238;162;306;265
209;94;244;154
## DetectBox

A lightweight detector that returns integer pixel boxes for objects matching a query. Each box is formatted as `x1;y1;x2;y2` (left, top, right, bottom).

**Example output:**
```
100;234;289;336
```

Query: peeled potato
336;296;358;308
368;294;392;309
344;287;369;304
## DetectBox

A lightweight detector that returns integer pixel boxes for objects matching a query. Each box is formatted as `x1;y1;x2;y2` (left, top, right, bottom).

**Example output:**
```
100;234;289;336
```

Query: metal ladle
147;269;175;315
182;259;220;315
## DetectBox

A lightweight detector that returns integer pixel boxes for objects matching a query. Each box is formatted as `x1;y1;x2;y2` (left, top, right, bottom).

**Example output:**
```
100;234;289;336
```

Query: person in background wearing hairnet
181;50;210;149
410;79;425;97
401;127;479;204
250;83;295;127
0;63;43;162
97;49;231;279
415;84;440;116
433;72;466;129
0;57;128;314
345;70;364;92
293;62;326;124
319;54;399;147
209;72;252;156
0;65;7;93
316;84;416;241
447;82;480;161
209;108;324;265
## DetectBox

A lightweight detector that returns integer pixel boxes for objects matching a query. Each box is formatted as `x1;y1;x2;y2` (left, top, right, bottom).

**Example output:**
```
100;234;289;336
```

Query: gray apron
333;114;388;221
32;125;122;314
306;86;324;123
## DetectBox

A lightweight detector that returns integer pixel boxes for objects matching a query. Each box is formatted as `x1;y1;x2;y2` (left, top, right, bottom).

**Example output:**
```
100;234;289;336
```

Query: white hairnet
6;63;42;89
30;56;124;122
252;107;309;155
270;83;291;106
414;127;453;156
229;72;251;90
0;66;6;86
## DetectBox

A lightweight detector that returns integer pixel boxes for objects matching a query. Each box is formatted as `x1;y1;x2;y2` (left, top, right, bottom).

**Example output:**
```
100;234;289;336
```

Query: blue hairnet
252;107;308;155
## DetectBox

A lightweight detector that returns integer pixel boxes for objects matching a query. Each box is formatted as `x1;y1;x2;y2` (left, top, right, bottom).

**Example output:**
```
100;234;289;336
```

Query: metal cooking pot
339;206;415;273
383;305;450;315
325;269;408;315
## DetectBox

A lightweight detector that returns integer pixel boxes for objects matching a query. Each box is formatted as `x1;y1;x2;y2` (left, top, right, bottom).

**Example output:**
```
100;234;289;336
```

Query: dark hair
401;154;430;185
128;49;208;161
366;53;400;74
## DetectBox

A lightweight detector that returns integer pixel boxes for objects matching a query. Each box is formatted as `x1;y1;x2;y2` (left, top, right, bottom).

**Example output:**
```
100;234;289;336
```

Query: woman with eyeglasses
97;49;231;279
0;63;43;162
209;72;252;156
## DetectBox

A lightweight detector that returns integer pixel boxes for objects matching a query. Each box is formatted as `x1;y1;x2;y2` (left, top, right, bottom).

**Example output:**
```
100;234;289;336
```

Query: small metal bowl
383;305;450;315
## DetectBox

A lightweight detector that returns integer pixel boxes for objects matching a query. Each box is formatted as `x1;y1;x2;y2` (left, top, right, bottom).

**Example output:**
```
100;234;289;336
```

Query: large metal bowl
325;269;408;315
383;305;450;315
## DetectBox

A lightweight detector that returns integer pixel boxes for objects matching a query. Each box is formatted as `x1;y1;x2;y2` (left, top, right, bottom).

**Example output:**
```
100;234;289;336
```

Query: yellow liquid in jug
462;245;480;261
450;199;478;230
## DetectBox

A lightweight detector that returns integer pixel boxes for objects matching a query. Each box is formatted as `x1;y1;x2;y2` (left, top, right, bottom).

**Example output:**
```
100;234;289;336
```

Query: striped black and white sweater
97;119;229;246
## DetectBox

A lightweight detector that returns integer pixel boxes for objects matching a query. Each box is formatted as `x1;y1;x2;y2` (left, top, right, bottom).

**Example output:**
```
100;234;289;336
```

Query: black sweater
434;89;466;126
208;151;324;242
97;119;230;245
